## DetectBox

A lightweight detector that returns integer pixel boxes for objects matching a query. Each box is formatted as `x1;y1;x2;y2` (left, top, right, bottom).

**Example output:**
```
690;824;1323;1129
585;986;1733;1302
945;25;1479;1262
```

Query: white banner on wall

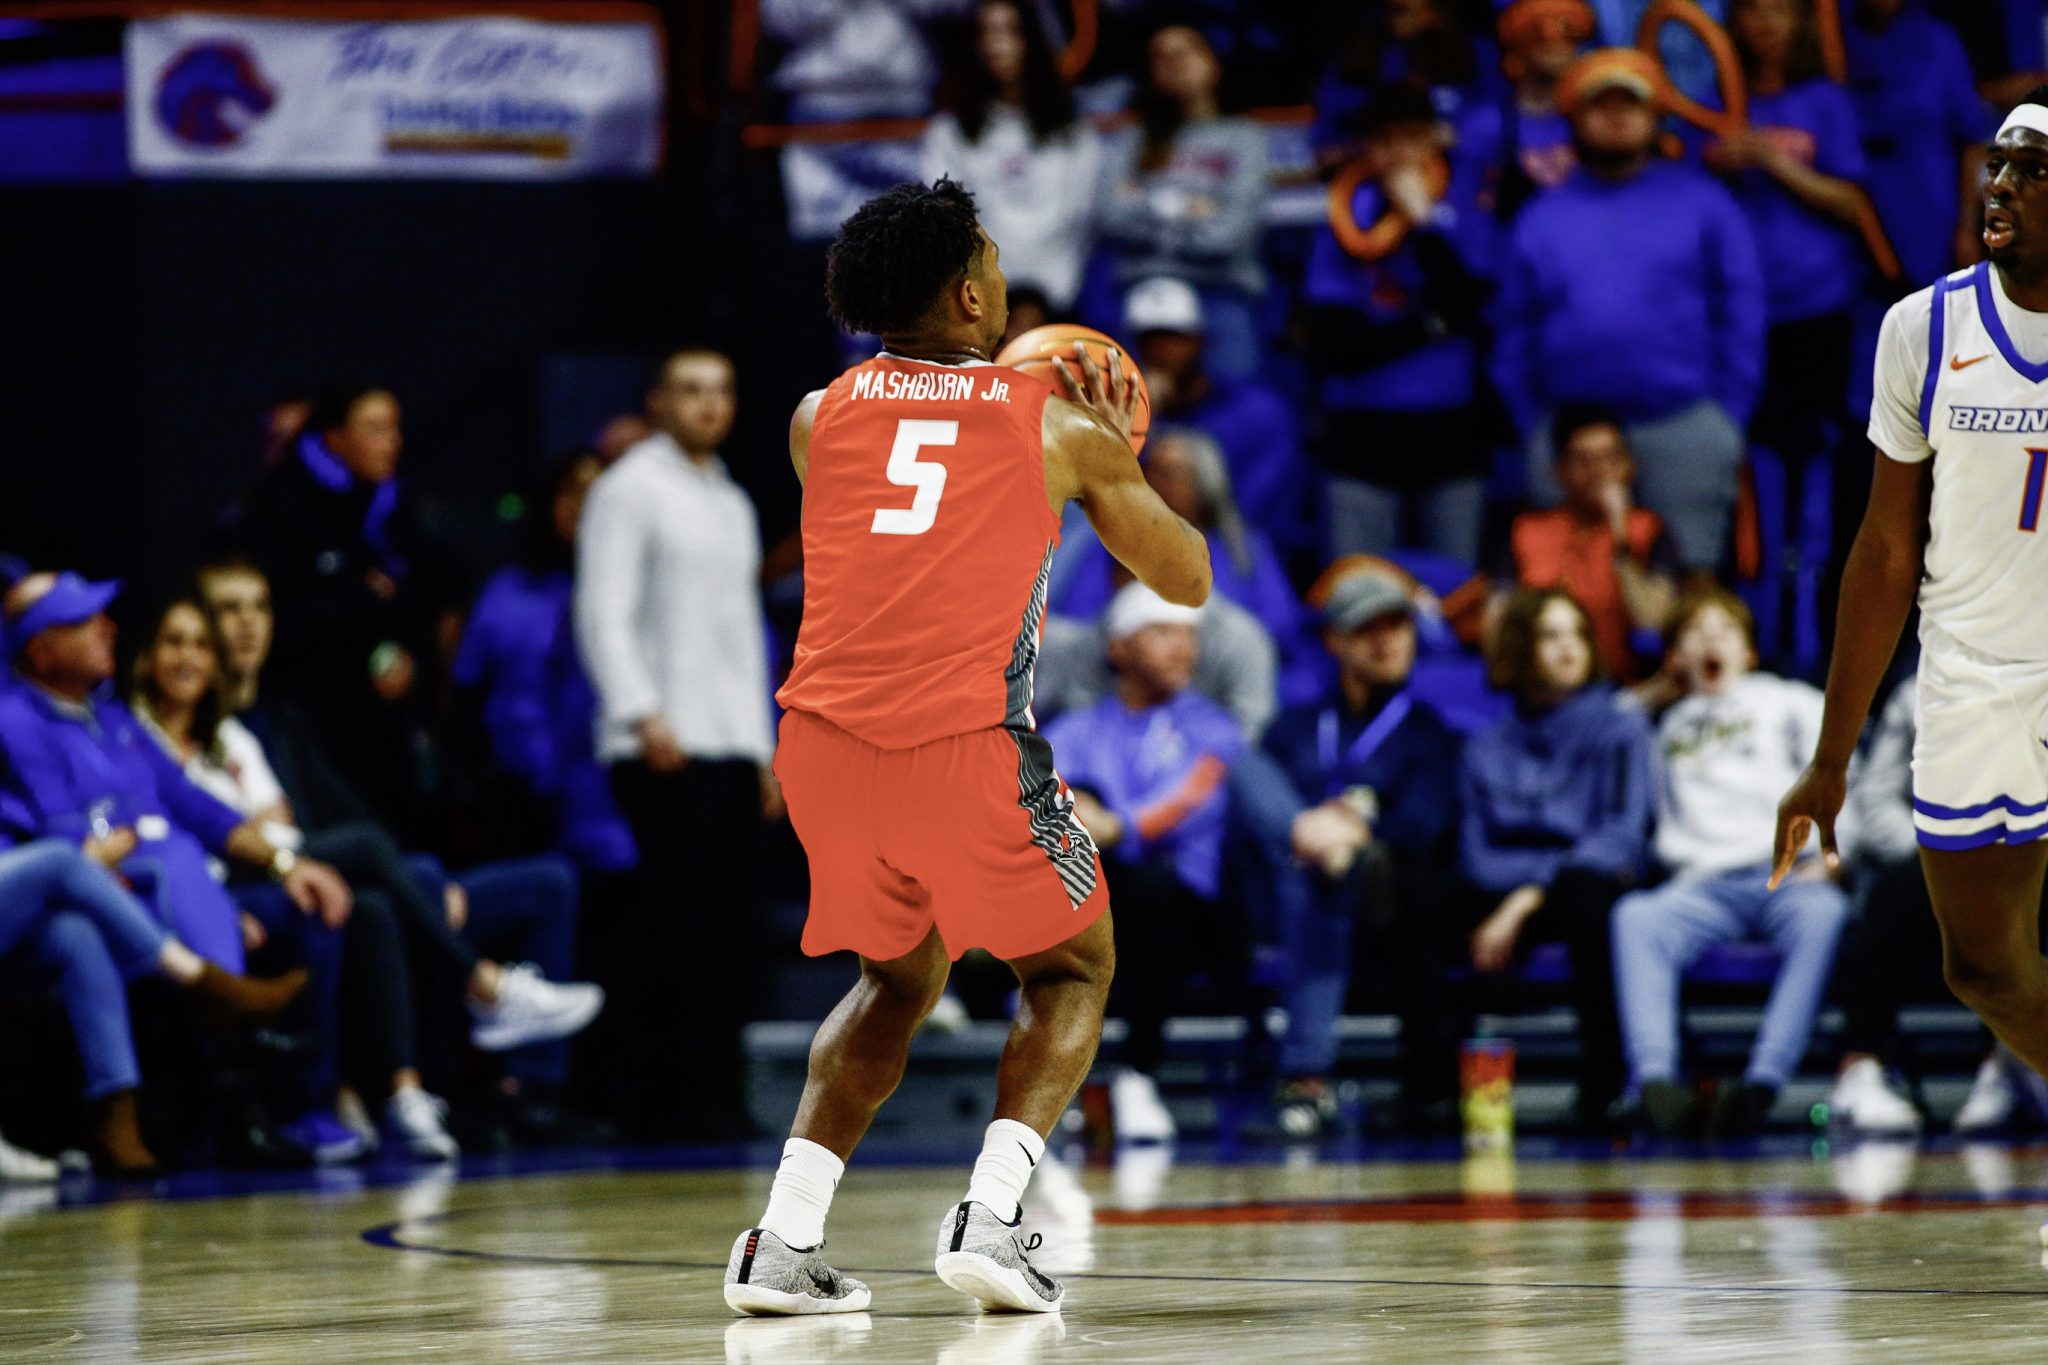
127;13;662;178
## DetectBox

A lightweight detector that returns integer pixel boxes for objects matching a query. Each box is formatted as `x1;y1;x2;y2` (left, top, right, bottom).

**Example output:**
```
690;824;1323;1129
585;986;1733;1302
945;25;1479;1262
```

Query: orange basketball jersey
777;353;1062;751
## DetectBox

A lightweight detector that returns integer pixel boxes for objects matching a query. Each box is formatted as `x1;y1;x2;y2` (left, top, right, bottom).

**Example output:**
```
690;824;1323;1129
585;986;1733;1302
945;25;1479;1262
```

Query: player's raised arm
1770;452;1932;888
1044;343;1211;607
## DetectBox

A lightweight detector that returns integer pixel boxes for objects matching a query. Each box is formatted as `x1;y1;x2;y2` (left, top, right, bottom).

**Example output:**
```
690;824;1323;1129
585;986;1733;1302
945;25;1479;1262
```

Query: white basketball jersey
1879;261;2048;664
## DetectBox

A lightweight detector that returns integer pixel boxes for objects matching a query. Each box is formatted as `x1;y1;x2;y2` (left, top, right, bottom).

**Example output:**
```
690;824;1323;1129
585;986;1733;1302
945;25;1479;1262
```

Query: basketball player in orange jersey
721;178;1211;1317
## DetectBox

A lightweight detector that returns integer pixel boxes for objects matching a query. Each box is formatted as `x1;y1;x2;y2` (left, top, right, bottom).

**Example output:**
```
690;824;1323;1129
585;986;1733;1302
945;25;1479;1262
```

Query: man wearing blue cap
0;571;364;1162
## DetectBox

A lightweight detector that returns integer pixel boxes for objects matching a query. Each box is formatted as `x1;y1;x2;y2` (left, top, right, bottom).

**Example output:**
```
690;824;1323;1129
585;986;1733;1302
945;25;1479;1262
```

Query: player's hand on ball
1769;763;1847;890
1051;340;1138;448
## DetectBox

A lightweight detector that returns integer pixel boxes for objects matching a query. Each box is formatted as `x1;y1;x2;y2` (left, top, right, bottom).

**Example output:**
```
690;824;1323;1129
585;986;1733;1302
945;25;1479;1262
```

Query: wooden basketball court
5;1140;2048;1360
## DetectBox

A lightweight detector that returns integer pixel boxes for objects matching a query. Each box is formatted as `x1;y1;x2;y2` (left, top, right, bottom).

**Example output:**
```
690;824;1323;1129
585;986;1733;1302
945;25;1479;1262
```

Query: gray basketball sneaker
723;1228;872;1316
933;1201;1065;1313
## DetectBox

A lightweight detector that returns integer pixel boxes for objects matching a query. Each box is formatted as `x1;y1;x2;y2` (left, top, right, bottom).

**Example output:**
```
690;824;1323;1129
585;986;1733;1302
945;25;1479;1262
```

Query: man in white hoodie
1614;588;1853;1137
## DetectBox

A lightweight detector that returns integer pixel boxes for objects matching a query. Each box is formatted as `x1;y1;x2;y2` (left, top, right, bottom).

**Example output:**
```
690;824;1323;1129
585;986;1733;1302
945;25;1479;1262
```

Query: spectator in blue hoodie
1046;584;1246;1143
1126;278;1317;566
1302;83;1501;566
452;453;636;875
1495;49;1766;572
1846;0;1993;287
1230;569;1463;1138
1450;587;1651;1125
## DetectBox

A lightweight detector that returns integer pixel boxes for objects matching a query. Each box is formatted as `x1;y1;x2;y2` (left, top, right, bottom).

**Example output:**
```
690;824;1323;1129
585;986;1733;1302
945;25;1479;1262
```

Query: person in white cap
1126;277;1314;562
1777;91;2048;1241
1042;584;1245;1142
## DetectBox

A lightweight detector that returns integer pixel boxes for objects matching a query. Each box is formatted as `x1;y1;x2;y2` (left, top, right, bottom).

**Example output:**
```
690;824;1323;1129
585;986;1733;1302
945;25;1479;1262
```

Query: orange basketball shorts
774;709;1108;962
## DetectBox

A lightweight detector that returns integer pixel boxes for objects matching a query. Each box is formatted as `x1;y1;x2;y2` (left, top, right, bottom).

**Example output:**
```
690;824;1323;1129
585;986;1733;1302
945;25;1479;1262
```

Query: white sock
759;1138;844;1250
964;1119;1044;1223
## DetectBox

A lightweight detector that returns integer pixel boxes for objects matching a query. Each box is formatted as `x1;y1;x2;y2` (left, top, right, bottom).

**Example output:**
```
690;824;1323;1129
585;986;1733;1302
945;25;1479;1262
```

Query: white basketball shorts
1912;620;2048;850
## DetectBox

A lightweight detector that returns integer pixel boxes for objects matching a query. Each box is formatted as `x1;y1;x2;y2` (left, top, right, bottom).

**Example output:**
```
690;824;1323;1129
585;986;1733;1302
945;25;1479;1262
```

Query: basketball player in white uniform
1775;94;2048;1178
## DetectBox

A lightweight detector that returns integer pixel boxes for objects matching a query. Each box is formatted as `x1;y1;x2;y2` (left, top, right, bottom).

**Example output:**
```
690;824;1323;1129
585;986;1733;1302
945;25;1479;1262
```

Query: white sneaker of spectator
385;1086;459;1162
1110;1068;1176;1143
1827;1058;1922;1135
468;963;605;1051
1953;1055;2018;1134
0;1130;57;1183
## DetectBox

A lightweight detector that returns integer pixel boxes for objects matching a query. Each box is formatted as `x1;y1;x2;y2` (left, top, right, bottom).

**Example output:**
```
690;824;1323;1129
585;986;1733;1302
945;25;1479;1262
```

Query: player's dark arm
1047;398;1211;607
1770;452;1933;886
788;389;825;488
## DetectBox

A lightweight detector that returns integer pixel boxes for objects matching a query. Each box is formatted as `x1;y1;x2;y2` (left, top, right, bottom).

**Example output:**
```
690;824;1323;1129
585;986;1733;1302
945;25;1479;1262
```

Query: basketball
996;323;1153;455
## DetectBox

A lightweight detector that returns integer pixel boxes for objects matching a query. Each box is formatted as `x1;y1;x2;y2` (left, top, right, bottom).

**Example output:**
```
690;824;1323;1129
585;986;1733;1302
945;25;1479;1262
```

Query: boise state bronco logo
154;42;277;148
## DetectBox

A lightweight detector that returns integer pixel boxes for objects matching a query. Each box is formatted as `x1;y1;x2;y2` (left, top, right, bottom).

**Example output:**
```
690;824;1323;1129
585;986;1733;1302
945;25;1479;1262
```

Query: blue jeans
1612;867;1848;1089
1229;750;1360;1077
0;840;172;1100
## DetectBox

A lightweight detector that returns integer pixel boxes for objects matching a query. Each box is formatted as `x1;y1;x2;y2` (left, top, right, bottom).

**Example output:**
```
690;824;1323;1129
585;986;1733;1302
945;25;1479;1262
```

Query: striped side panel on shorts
1002;541;1058;731
1007;727;1100;909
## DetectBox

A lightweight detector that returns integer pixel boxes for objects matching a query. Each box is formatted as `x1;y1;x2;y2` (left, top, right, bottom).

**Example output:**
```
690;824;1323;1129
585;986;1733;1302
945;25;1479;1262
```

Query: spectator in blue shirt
1049;428;1324;708
1125;278;1317;566
1301;83;1500;566
1847;0;1993;288
1495;49;1766;572
1229;569;1463;1137
452;454;636;874
1451;588;1651;1126
1046;584;1246;1143
0;571;359;1162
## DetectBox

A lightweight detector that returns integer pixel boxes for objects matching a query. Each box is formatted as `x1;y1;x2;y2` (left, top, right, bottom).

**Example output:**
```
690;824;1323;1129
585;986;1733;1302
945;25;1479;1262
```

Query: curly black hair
825;178;984;336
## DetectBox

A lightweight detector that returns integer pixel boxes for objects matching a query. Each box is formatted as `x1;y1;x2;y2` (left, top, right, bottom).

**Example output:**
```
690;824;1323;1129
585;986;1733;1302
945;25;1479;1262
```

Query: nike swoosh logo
1951;353;1991;370
1017;1141;1037;1168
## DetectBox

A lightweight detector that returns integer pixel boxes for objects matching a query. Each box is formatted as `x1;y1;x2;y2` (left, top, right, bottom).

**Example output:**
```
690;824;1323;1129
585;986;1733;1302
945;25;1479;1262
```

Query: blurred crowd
6;0;2046;1181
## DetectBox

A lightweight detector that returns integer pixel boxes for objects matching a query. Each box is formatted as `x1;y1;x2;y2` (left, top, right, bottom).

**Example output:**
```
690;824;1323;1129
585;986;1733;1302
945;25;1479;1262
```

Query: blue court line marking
358;1198;2048;1300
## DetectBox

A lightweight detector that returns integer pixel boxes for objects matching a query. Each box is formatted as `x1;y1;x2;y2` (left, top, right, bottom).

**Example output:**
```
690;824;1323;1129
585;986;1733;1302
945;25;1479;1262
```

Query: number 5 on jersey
871;419;956;536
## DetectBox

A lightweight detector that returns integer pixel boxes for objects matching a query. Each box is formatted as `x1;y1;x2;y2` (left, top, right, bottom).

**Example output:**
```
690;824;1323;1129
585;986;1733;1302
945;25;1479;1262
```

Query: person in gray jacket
1099;21;1270;379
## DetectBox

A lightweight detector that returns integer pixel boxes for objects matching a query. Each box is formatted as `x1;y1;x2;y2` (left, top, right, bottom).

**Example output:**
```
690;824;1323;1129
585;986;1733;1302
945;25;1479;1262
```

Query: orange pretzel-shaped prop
1327;153;1453;263
1636;0;1899;281
1635;0;1747;136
